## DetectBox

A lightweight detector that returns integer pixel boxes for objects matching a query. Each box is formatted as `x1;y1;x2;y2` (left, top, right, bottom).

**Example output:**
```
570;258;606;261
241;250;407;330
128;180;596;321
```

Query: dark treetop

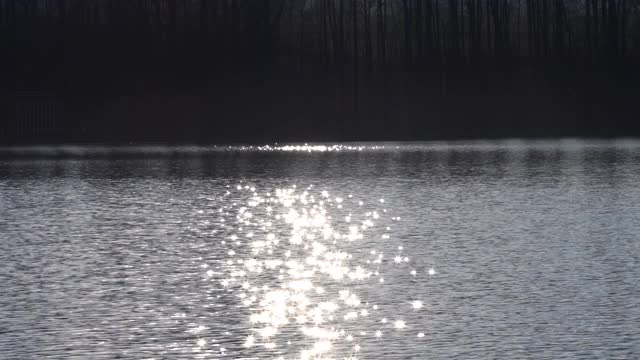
1;0;639;143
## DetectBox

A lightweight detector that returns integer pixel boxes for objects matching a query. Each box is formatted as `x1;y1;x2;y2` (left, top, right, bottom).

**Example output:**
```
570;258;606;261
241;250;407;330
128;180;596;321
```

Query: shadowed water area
1;140;639;359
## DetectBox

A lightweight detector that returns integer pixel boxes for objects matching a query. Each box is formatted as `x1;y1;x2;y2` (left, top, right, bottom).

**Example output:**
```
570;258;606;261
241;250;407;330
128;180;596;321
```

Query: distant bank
1;81;639;145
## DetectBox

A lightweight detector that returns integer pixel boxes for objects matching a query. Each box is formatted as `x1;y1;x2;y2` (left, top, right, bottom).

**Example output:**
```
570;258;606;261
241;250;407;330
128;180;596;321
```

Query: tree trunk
377;0;386;69
402;0;413;69
416;0;424;63
364;0;373;73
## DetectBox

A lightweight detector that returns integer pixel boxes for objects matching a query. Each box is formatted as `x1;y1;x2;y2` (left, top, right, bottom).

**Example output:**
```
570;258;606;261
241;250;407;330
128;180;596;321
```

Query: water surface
1;140;640;359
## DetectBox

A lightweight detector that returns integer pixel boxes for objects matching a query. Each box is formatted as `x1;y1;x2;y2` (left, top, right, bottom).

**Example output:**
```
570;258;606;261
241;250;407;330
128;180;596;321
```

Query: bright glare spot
411;300;423;310
394;320;406;329
190;325;206;334
244;335;255;348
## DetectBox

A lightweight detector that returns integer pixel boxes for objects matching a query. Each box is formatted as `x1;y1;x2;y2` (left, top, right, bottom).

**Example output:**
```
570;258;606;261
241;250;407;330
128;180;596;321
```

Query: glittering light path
211;184;436;359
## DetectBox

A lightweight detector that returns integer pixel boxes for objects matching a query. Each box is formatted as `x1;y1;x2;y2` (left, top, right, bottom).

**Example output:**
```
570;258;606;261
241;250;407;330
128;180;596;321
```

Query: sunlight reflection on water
2;140;640;359
207;184;433;359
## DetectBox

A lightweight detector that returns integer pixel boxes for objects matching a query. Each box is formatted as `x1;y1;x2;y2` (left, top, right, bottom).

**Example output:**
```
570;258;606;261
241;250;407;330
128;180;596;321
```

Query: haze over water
1;140;640;359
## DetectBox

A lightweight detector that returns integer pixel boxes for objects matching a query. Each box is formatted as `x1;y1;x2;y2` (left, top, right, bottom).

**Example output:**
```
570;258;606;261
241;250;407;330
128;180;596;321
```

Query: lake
1;140;639;359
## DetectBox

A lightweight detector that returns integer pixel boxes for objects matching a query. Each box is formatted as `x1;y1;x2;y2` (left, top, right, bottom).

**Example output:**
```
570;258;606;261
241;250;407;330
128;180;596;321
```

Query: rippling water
1;140;640;359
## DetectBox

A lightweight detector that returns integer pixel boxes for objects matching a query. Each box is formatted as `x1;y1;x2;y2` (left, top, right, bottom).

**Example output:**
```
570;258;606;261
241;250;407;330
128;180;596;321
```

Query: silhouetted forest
1;0;639;143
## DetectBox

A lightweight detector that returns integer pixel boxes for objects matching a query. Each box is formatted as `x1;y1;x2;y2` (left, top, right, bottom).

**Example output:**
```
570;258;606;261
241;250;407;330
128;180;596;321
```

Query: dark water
1;140;640;359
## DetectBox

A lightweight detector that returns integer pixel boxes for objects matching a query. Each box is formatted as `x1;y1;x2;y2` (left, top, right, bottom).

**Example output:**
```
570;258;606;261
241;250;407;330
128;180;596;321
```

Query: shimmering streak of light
223;144;387;152
212;185;432;358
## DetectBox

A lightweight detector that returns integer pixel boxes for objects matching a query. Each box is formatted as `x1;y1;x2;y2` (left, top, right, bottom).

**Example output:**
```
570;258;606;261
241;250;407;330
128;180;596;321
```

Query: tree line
1;1;639;142
2;0;639;78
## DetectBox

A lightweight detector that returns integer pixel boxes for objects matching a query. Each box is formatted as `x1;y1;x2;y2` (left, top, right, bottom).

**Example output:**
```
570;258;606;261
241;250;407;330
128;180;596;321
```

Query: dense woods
1;0;639;142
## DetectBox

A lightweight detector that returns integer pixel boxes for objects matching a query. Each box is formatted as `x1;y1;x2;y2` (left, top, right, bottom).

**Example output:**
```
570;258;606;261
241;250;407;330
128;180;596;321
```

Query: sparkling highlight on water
211;184;436;358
